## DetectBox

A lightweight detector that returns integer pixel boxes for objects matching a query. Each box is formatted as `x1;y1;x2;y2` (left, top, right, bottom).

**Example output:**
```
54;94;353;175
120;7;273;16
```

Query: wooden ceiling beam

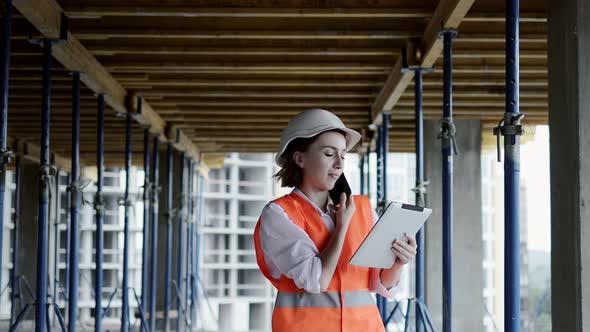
148;101;372;108
13;0;200;162
372;0;476;122
62;7;431;19
140;91;377;98
121;79;380;88
89;46;399;56
55;30;419;41
464;12;546;23
94;48;548;59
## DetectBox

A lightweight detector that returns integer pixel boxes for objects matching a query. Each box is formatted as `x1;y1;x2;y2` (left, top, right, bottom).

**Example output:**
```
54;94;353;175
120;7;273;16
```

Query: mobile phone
329;174;352;206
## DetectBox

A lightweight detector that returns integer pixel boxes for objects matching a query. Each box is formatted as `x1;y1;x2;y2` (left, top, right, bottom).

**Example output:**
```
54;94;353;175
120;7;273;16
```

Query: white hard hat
275;109;362;167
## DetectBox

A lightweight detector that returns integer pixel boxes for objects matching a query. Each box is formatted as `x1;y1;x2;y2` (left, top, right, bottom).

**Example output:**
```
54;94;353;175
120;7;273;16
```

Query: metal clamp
493;113;525;162
117;198;134;208
0;148;15;166
437;117;459;155
141;180;152;204
437;28;458;40
411;180;430;207
67;178;92;205
66;178;91;193
94;192;105;213
38;165;58;201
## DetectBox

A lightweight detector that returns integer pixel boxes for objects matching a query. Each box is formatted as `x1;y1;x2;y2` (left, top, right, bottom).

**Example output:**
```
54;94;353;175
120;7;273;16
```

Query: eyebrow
320;145;347;153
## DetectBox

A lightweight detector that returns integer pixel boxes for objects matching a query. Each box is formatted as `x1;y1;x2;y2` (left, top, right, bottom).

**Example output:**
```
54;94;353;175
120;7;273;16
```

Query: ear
293;151;305;168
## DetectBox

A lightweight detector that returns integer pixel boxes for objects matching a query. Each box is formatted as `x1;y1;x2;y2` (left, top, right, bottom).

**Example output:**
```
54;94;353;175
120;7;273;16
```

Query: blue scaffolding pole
438;28;458;332
52;168;60;327
67;71;81;332
163;142;174;331
176;153;186;332
414;69;426;332
121;112;132;332
366;146;371;200
141;120;151;332
399;54;436;330
193;170;204;329
35;37;54;332
378;112;390;323
9;153;20;326
149;136;160;332
94;93;105;332
190;162;199;328
0;3;14;313
185;159;194;331
498;0;523;330
359;153;365;195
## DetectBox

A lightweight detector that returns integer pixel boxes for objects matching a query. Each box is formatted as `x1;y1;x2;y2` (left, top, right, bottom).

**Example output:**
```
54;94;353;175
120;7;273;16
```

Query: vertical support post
504;0;521;330
190;162;198;327
35;38;53;332
186;160;194;330
375;121;384;320
94;93;105;332
52;169;60;327
176;153;185;332
360;153;366;195
163;142;173;331
64;173;71;317
440;29;457;332
67;71;81;332
9;154;20;325
414;69;426;332
0;2;13;309
366;146;371;200
194;171;204;327
378;112;390;323
382;113;389;203
140;121;150;332
121;112;132;332
149;137;160;332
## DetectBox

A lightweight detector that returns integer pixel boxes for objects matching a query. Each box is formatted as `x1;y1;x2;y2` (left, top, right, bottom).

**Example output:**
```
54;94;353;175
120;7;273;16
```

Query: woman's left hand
391;233;417;265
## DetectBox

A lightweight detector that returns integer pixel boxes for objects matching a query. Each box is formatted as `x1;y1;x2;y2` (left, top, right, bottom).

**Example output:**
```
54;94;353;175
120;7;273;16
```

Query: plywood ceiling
5;0;547;166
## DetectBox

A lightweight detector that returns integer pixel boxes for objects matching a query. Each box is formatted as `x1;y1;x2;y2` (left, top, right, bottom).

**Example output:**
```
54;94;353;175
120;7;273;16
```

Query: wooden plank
62;7;431;19
122;79;380;88
13;0;200;162
67;29;420;41
14;139;73;171
371;0;476;122
90;46;399;57
136;91;377;98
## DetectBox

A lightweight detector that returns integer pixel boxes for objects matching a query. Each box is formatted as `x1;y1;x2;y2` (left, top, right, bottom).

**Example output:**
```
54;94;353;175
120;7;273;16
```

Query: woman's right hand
335;192;355;230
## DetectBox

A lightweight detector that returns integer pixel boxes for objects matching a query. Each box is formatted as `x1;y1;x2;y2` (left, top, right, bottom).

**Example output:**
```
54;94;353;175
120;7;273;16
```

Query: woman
254;109;418;331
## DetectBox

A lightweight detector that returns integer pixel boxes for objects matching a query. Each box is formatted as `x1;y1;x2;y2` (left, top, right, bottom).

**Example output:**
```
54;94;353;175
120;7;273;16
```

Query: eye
325;153;334;157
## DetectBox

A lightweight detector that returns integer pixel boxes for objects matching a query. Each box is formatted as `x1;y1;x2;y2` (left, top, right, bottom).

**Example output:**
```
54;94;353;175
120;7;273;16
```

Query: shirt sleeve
259;202;323;293
368;209;404;299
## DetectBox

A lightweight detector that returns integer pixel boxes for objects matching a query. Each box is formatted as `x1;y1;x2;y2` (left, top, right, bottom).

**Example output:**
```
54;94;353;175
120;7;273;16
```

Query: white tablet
349;201;432;268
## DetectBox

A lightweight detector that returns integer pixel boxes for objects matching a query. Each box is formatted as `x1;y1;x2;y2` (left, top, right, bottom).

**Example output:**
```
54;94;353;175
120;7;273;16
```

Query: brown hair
274;129;346;188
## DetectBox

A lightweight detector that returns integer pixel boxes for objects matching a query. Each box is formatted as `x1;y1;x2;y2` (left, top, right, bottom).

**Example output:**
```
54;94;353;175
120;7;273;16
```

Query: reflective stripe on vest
275;290;375;308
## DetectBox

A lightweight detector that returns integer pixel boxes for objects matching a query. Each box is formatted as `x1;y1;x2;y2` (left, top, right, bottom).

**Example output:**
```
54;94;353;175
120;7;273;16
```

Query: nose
334;155;343;169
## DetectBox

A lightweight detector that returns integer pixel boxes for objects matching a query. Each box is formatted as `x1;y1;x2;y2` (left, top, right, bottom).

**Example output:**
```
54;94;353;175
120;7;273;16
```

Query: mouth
328;173;340;179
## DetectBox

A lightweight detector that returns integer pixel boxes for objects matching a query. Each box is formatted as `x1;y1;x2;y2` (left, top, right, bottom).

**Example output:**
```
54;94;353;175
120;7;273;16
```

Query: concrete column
423;119;484;331
548;0;590;330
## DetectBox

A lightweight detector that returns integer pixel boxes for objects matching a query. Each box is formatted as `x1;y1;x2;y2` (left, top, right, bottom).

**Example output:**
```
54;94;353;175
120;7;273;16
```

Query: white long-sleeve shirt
259;188;402;298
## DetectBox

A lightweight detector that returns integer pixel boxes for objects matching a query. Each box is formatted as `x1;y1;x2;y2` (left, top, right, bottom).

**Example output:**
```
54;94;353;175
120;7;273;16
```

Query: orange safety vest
254;192;385;332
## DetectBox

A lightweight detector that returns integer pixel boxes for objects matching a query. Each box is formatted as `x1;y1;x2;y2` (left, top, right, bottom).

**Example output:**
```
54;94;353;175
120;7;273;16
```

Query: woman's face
294;131;347;191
